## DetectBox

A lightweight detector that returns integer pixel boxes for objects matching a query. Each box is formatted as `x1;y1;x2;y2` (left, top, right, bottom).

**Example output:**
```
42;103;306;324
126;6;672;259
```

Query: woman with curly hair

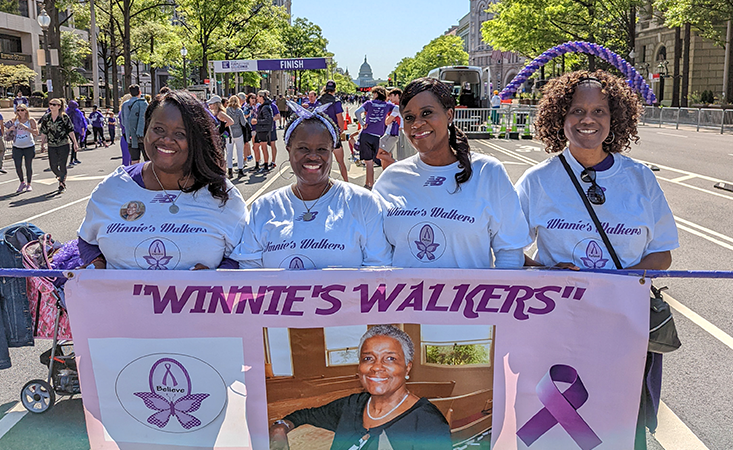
77;90;247;270
373;77;530;269
515;70;679;449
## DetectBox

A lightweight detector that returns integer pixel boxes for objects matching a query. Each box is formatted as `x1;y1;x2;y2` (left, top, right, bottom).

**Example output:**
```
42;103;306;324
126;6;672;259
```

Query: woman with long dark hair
77;90;246;270
373;77;529;268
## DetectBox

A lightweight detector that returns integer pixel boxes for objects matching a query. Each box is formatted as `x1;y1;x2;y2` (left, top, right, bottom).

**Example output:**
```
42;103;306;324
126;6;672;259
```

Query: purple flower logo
580;241;608;269
414;225;440;260
133;358;210;430
143;239;173;270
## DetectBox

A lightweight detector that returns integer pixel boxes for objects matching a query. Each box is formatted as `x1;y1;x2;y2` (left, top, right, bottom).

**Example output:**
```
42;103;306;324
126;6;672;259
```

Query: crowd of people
66;69;678;450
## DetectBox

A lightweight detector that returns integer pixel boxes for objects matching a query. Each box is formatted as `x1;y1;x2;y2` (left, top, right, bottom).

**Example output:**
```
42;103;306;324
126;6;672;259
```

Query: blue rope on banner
1;268;733;279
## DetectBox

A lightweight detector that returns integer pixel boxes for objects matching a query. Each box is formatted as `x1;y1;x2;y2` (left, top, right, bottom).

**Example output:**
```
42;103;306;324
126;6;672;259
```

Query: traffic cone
522;119;532;139
498;115;506;138
509;113;519;139
345;109;352;126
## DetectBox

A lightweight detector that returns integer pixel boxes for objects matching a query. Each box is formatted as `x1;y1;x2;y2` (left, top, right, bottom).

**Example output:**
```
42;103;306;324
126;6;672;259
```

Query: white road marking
665;292;733;351
675;217;733;245
635;158;733;185
657;132;688;138
0;402;27;440
477;140;539;166
32;174;107;185
655;401;709;450
0;179;20;186
669;174;696;183
244;165;291;206
16;196;91;225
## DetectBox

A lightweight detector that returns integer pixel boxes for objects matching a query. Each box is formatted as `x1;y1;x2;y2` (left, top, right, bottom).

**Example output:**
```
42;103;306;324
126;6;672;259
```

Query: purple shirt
90;111;105;128
362;100;394;137
78;163;238;269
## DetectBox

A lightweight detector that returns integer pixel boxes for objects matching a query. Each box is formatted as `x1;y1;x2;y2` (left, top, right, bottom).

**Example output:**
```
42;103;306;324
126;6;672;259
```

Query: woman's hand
269;422;292;450
87;257;106;269
376;148;395;169
190;263;210;270
553;262;580;270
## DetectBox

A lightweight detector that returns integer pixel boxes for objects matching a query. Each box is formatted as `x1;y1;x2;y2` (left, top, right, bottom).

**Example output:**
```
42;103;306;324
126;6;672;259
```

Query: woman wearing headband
373;77;530;269
515;70;678;450
231;101;391;269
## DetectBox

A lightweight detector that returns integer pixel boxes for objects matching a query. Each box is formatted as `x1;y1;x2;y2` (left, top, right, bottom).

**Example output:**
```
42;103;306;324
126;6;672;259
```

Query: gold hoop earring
556;129;566;142
604;131;615;144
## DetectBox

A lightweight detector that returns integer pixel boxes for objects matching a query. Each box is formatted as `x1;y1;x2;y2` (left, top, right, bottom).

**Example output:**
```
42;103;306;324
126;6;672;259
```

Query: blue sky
290;0;470;81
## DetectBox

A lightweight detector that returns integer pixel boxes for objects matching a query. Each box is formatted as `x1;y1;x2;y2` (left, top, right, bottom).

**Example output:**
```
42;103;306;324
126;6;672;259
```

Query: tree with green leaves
176;0;286;84
60;31;91;97
392;35;468;84
654;0;733;103
281;18;330;93
0;64;37;96
482;0;642;70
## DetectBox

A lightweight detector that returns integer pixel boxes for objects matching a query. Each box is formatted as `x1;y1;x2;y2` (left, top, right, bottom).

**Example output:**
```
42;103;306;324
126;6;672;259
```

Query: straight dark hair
144;90;229;204
400;77;472;189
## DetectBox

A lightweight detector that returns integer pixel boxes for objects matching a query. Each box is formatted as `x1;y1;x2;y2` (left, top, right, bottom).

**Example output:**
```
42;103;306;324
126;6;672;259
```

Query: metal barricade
642;106;732;133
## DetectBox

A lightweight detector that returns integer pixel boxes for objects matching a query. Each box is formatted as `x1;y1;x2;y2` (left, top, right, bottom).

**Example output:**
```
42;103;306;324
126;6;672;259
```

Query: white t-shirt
515;148;679;268
232;181;392;269
78;166;247;270
389;105;403;130
373;153;531;268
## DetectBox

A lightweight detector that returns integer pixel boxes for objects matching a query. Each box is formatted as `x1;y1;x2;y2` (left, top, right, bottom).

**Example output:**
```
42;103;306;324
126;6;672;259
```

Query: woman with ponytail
373;77;530;268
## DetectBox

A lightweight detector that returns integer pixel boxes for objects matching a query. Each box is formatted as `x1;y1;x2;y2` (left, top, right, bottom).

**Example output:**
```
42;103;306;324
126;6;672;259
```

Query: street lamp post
181;45;188;89
37;8;52;98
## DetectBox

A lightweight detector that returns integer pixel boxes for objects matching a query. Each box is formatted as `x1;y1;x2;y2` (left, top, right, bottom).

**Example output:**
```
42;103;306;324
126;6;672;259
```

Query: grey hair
358;325;414;365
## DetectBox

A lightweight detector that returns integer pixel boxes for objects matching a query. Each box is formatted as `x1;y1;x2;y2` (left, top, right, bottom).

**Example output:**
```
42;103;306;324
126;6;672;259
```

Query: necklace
150;163;190;214
292;179;332;222
366;392;409;421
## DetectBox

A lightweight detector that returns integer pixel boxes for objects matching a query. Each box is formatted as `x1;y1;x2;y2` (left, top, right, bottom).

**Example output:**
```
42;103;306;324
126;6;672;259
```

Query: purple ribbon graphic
517;365;602;450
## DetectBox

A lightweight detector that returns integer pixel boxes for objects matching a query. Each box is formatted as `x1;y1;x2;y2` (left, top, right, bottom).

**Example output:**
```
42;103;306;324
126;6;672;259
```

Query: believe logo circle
572;238;611;269
279;254;316;269
134;237;181;270
407;222;446;262
115;353;227;433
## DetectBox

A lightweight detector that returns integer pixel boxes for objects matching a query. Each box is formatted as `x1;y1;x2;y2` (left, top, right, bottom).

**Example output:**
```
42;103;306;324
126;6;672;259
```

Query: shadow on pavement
0;397;89;450
8;191;62;206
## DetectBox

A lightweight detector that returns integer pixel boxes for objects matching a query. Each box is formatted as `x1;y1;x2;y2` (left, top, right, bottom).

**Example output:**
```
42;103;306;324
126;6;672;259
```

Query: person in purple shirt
13;92;28;112
315;80;348;181
354;86;394;189
66;101;86;165
89;105;107;148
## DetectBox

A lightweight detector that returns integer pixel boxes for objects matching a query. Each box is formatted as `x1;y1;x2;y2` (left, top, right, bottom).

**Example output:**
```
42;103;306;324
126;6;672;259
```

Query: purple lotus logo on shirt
133;358;210;430
144;239;173;270
408;222;446;262
580;241;608;269
289;257;305;269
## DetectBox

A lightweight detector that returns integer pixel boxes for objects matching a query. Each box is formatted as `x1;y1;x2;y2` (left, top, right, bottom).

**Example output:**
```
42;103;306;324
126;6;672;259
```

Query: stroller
19;234;80;413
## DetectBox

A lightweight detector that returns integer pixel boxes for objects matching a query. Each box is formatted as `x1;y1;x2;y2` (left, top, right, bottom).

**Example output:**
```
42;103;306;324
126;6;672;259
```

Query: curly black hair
144;90;229;205
401;77;472;189
534;70;643;154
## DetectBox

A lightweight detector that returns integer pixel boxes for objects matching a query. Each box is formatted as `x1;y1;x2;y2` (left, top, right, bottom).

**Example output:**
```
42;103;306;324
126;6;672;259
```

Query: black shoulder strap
558;153;622;269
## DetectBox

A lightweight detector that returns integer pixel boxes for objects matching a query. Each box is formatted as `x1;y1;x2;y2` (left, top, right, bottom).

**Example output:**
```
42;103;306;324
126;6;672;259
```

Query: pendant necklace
293;179;332;222
366;392;409;421
151;163;190;214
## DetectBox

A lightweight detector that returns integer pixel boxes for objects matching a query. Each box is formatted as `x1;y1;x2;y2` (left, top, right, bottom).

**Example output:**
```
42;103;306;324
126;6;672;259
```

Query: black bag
558;154;681;354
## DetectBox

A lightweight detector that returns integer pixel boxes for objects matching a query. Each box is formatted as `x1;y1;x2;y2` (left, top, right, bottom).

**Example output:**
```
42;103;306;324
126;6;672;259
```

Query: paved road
0;118;731;449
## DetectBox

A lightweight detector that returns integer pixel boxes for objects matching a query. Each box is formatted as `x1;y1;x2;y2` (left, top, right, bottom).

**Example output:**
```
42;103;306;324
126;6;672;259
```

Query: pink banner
64;268;649;450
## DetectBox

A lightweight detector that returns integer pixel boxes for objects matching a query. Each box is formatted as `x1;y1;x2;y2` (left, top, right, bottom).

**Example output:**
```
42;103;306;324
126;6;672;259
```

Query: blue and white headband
284;100;340;147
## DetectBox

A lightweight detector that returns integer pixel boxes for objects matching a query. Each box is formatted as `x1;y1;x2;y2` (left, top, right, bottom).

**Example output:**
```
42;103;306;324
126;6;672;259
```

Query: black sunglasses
580;168;606;205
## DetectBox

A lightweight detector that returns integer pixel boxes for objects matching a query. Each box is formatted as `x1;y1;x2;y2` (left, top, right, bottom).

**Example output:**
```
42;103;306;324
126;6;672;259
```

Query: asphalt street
0;114;731;449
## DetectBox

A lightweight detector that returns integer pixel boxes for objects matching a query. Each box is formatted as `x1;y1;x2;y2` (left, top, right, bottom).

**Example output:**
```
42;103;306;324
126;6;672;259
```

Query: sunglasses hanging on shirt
580;167;606;205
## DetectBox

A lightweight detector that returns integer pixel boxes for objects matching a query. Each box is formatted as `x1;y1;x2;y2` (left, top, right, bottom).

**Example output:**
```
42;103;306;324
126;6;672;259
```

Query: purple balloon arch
499;41;656;105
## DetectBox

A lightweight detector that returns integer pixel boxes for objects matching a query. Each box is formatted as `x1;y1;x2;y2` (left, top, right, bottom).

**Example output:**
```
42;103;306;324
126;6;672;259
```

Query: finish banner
65;268;649;450
212;58;329;73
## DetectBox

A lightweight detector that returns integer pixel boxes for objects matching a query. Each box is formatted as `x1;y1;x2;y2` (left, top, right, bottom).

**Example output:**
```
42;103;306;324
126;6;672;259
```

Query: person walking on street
225;95;250;178
121;84;148;164
207;95;234;154
490;90;501;125
354;86;393;189
276;94;288;129
66;101;86;165
8;104;39;192
0;111;6;174
39;98;79;192
252;90;274;173
106;109;116;144
266;90;281;170
89;105;107;148
380;88;402;165
13;91;28;112
315;80;349;181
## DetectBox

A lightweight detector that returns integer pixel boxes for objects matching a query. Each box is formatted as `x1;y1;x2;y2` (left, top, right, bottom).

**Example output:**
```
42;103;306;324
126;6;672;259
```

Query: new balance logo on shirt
150;193;179;203
423;176;446;187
